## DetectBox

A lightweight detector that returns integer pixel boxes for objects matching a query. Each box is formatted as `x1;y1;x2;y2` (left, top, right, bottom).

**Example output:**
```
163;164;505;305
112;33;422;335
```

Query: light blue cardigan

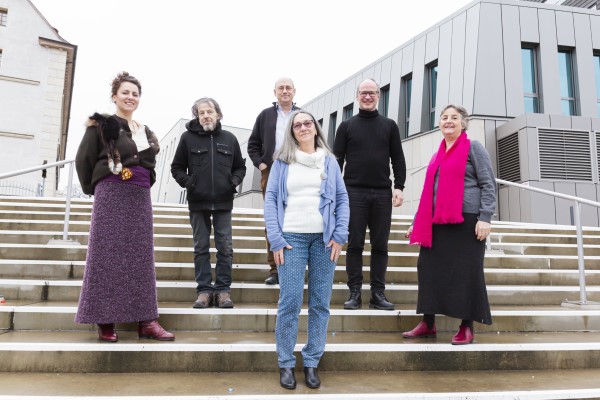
264;154;350;252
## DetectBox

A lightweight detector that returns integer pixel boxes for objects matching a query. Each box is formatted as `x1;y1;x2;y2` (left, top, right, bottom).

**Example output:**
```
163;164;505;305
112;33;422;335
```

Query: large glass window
328;112;337;147
558;50;576;116
343;103;353;121
0;9;7;26
428;62;438;130
378;84;390;117
522;47;540;113
401;74;412;138
594;53;600;117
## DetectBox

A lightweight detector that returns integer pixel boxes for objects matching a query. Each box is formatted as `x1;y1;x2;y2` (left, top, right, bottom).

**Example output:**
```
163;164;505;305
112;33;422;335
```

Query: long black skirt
416;213;492;325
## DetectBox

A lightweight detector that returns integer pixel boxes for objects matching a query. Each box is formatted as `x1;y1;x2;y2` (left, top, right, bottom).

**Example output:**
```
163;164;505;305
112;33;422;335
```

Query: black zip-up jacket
170;119;246;211
247;102;300;168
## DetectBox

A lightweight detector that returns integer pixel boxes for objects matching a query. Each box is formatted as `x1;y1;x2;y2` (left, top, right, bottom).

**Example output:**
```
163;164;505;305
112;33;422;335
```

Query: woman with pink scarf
403;104;496;345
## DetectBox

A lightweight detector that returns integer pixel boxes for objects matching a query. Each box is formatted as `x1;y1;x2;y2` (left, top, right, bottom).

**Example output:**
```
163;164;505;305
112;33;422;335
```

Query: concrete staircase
0;196;599;399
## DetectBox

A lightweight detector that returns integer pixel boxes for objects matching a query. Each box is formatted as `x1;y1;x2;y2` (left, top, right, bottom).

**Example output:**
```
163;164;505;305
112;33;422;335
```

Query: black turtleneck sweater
333;109;406;190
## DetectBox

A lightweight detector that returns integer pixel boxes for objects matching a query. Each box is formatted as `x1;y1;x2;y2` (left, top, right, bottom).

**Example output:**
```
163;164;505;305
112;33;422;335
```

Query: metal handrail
497;178;600;307
0;159;75;241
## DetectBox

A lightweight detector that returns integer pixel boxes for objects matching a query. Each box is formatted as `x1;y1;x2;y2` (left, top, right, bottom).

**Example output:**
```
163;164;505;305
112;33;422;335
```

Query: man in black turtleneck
333;78;406;311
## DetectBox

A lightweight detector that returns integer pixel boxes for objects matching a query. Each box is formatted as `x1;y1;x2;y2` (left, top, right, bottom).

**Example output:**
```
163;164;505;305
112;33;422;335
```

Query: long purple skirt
75;179;159;324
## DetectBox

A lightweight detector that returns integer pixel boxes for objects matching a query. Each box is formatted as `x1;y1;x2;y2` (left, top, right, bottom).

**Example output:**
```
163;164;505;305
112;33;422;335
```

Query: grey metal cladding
538;128;593;181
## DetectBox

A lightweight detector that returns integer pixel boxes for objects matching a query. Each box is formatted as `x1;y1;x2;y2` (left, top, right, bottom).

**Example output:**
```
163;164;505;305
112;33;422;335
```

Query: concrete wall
0;0;71;196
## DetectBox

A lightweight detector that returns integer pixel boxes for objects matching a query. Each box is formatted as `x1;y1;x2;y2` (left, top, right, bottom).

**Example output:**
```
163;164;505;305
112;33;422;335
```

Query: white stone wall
0;0;70;197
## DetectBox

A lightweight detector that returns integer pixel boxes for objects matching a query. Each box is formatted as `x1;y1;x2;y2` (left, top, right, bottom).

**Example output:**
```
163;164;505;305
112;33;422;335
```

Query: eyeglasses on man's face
359;91;379;98
292;120;314;131
277;85;294;92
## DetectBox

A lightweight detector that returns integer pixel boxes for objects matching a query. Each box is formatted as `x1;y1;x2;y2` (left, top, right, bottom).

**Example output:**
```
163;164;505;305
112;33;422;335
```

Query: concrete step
1;302;599;333
5;230;600;259
1;278;598;305
2;243;600;269
2;260;600;287
0;369;599;398
0;330;599;373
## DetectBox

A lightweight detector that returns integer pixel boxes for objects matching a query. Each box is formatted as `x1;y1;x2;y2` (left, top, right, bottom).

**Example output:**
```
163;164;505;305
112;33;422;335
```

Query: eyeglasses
292;120;314;131
359;91;379;98
277;85;294;92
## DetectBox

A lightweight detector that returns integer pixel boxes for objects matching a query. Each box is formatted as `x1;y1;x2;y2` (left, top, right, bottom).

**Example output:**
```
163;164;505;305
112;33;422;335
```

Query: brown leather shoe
215;292;234;308
193;292;213;308
138;320;175;341
97;323;118;342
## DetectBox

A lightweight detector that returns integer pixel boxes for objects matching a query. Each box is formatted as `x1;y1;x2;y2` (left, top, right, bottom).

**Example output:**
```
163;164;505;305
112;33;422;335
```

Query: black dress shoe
265;273;279;285
279;367;296;389
304;367;320;389
369;291;395;310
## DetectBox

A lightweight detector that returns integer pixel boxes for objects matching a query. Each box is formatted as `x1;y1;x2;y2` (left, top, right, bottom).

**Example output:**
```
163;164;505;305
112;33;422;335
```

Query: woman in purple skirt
74;71;174;342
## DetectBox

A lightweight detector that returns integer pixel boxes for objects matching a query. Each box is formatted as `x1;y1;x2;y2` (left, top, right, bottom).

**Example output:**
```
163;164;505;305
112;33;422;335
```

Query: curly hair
110;71;142;97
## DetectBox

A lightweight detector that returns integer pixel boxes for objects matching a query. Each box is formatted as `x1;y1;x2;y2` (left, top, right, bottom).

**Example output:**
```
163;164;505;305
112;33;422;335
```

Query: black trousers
345;186;392;292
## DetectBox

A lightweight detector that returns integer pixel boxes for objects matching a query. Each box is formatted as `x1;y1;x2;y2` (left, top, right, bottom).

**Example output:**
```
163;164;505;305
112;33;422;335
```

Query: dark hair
111;71;142;97
191;97;223;120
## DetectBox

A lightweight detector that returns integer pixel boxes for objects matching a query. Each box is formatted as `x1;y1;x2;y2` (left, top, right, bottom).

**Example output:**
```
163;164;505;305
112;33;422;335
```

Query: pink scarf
410;131;470;247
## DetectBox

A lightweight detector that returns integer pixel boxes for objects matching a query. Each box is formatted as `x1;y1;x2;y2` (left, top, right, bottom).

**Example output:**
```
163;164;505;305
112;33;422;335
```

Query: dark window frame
0;9;7;27
427;61;438;130
342;103;353;121
521;45;541;113
558;48;577;116
378;84;390;117
400;74;412;139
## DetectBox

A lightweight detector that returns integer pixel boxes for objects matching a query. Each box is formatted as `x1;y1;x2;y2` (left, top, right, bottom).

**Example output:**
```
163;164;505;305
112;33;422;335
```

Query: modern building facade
152;119;257;207
0;0;76;197
302;0;600;226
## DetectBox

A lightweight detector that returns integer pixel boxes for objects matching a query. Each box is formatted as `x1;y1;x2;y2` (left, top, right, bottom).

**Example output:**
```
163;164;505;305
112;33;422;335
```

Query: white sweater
282;148;326;233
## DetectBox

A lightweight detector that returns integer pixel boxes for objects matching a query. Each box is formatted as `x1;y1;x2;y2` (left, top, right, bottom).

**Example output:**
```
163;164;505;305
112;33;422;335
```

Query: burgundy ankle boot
138;320;175;341
97;323;118;342
451;325;474;345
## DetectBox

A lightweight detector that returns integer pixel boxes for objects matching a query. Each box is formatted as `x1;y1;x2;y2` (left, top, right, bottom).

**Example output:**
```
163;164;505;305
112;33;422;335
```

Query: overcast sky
31;0;473;163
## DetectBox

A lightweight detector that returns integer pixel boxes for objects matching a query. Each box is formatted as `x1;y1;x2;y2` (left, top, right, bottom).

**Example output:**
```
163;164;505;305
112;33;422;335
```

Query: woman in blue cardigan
264;110;349;390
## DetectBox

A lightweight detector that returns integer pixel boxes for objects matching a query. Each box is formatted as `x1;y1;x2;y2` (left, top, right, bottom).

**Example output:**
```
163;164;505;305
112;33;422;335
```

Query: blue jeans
276;232;336;368
189;210;232;293
345;186;392;292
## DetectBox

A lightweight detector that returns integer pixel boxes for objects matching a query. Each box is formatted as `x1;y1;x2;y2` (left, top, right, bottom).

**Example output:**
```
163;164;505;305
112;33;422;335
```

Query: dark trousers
345;186;392;293
190;210;233;293
260;167;277;274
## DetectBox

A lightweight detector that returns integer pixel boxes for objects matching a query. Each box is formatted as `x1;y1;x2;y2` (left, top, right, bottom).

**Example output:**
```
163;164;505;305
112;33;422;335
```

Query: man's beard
202;122;216;131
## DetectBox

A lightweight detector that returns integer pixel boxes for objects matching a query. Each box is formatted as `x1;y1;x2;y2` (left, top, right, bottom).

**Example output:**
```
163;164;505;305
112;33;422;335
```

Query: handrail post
572;200;588;304
62;162;74;241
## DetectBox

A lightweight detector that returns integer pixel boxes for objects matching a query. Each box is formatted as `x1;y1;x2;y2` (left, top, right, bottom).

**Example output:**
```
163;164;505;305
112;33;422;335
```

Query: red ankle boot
451;325;474;345
97;323;118;342
138;320;175;341
402;321;437;338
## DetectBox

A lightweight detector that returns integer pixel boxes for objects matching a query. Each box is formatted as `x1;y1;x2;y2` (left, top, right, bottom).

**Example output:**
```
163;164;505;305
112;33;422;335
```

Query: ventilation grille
497;133;521;182
597;131;600;178
538;129;592;181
